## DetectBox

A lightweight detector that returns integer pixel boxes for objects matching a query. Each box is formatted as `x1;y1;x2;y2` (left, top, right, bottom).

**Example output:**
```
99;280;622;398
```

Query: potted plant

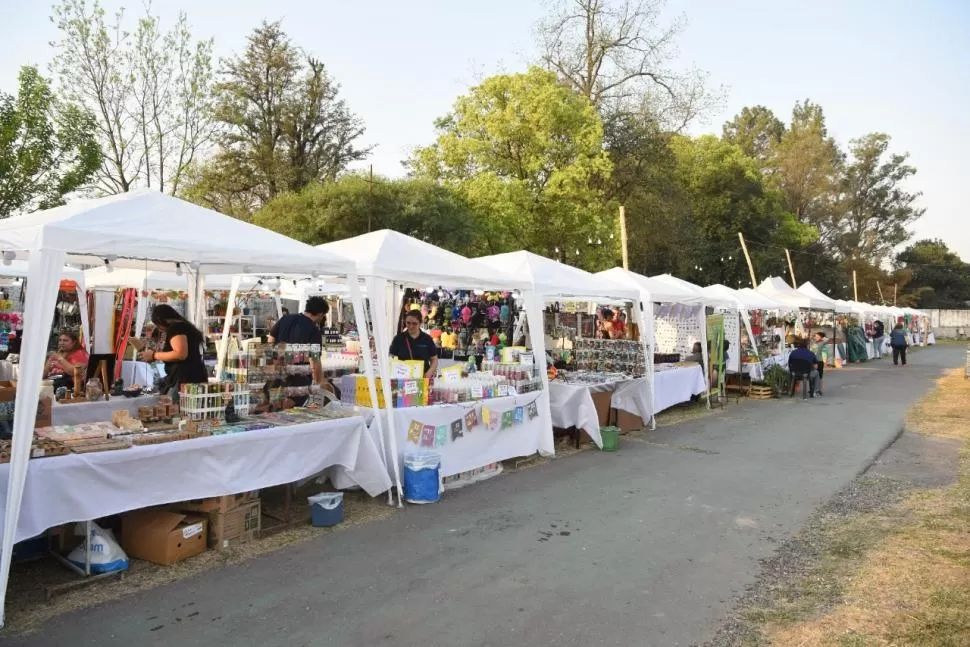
763;364;792;397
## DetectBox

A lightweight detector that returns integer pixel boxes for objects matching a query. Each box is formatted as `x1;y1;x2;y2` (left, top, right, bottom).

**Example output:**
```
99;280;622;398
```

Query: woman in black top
389;309;439;376
138;304;208;397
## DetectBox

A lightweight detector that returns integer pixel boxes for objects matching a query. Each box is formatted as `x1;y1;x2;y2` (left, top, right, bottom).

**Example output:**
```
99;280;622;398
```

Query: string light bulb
175;262;183;277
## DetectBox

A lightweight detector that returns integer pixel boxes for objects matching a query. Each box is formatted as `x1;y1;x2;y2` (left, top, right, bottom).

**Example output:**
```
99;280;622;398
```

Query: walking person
890;323;909;366
872;319;885;359
811;331;827;396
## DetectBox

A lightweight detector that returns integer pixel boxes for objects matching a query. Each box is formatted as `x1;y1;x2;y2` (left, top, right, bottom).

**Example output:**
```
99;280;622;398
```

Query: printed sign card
407;420;423;444
527;401;539;420
420;424;436;447
435;425;448;447
464;409;478;430
450;419;464;441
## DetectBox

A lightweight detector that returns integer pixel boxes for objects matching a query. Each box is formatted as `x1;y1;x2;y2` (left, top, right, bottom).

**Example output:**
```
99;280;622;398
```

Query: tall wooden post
738;232;758;288
784;249;796;288
853;270;859;302
619;205;629;270
876;281;885;304
367;164;374;232
893;283;897;306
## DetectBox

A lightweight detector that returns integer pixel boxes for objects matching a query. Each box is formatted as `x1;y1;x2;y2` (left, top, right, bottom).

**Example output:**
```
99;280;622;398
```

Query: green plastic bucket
601;426;620;452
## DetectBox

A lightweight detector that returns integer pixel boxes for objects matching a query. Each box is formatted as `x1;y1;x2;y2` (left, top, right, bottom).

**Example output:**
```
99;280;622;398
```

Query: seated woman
44;330;89;390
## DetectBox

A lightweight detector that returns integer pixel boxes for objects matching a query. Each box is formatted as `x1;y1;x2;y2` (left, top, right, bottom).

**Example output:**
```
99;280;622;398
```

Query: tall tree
721;105;784;165
896;239;970;308
536;0;721;129
186;22;369;216
0;66;101;216
49;0;214;194
772;100;843;231
410;67;615;269
253;175;478;251
833;133;924;264
667;134;816;286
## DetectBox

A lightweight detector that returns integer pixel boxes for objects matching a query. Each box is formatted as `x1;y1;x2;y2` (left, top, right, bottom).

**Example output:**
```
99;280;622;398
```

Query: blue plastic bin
403;452;442;504
308;492;344;527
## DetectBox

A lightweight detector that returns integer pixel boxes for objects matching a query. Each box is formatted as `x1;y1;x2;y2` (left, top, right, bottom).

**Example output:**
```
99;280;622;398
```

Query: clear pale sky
1;0;966;257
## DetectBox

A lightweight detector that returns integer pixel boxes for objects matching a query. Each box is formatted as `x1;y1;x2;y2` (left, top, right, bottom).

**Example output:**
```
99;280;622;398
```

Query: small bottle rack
227;344;340;408
179;382;251;421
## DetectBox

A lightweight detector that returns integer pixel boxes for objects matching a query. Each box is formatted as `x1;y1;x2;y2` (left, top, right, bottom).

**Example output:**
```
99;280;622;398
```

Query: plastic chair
788;357;814;400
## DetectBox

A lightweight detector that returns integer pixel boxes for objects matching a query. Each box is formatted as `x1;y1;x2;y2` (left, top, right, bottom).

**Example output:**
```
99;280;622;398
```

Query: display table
362;392;547;480
0;416;389;543
652;364;707;414
548;378;653;448
52;394;159;426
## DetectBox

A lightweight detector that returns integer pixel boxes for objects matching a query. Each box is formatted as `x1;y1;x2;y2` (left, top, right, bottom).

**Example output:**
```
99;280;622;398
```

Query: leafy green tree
410;67;616;270
252;175;478;251
772;100;843;229
833;133;924;264
49;0;214;194
186;22;369;216
0;66;101;216
667;135;816;287
896;240;970;308
721;105;784;165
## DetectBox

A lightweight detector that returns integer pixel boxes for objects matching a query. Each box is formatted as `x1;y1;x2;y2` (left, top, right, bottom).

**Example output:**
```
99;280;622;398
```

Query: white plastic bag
67;522;129;574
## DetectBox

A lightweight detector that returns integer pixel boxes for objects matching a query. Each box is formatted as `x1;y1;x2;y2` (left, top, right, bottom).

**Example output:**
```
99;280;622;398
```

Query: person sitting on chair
788;339;819;398
44;330;89;390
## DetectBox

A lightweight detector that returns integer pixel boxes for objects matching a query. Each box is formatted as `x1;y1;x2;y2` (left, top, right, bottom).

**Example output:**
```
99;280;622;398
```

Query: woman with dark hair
390;309;439;376
44;329;88;389
599;308;615;339
137;304;207;396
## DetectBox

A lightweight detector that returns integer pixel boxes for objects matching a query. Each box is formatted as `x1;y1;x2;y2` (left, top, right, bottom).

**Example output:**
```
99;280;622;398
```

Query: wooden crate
747;385;775;400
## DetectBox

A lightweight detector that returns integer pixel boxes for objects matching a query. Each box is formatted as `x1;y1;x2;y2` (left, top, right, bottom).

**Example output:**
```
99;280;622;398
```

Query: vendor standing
44;330;89;389
268;297;328;405
137;304;207;398
390;310;439;376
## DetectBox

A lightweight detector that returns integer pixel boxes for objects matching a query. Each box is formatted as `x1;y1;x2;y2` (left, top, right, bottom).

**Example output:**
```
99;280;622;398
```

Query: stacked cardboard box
178;492;261;550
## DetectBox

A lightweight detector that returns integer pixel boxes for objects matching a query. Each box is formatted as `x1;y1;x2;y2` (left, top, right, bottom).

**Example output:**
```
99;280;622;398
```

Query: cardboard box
615;409;644;433
179;491;259;515
206;500;261;550
121;509;208;566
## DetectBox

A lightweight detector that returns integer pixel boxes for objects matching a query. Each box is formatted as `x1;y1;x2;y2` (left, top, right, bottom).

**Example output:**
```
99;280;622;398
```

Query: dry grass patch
756;368;970;646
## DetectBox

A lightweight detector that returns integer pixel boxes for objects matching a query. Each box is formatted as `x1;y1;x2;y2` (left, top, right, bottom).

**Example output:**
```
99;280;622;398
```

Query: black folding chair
788;357;814;400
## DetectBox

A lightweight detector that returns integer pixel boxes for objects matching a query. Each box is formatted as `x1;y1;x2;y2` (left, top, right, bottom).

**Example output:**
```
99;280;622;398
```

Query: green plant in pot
763;364;792;397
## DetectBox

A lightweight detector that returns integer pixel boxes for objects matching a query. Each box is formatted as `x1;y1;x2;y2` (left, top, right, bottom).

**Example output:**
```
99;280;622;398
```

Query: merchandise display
572;339;646;375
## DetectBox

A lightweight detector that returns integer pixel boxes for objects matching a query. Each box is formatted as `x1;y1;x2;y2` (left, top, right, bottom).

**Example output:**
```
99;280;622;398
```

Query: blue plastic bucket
403;452;442;504
308;492;344;527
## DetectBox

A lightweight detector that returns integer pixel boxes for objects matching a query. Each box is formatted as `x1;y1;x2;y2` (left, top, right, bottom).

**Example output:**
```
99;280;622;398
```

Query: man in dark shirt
269;297;328;399
788;340;819;397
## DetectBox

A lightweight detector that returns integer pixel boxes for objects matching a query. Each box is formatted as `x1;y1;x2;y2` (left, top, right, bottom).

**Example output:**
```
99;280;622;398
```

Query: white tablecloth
0;415;390;543
548;377;653;448
362;392;549;479
52;394;159;426
652;365;707;413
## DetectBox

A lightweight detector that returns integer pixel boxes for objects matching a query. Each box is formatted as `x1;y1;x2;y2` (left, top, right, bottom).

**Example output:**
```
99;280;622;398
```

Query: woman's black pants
892;345;907;365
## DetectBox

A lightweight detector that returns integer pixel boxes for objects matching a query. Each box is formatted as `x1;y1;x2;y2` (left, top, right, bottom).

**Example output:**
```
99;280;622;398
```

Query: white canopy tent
700;284;772;363
0;190;368;627
756;277;818;310
738;287;784;310
597;268;710;425
84;266;279;346
318;231;543;501
796;281;844;312
0;261;91;354
475;253;648;444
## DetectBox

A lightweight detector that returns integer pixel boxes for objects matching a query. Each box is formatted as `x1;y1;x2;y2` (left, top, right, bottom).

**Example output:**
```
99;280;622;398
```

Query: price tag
182;522;204;539
444;371;460;383
498;385;510;397
471;384;484;399
519;352;534;366
508;385;517;395
393;363;412;379
404;380;418;395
